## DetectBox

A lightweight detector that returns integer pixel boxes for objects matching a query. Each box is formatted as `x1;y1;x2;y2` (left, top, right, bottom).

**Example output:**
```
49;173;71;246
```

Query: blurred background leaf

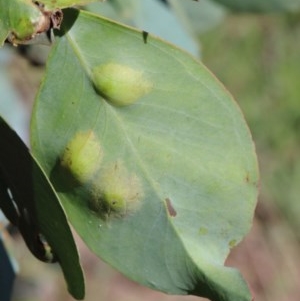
211;0;300;12
0;47;29;141
38;0;104;9
168;0;227;35
201;11;300;301
86;0;201;57
0;234;16;301
0;117;84;299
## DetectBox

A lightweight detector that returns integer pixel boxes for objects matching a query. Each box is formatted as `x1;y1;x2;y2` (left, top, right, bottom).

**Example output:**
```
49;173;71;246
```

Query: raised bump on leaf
60;130;103;184
92;63;153;107
89;161;143;217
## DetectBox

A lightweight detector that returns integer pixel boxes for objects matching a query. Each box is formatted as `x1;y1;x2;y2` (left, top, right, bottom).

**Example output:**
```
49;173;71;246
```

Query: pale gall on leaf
92;63;153;107
60;130;103;184
89;161;143;218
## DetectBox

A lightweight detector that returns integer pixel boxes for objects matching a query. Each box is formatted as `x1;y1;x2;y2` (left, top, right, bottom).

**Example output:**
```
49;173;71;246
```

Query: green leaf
0;116;84;300
211;0;300;12
39;0;104;10
0;0;42;46
0;19;8;45
31;8;258;301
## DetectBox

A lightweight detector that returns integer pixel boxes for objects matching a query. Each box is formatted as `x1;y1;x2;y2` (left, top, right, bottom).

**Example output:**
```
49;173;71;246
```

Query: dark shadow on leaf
50;158;81;193
54;8;80;37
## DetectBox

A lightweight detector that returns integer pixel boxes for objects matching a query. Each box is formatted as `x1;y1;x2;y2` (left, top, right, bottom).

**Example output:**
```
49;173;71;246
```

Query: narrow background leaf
0;117;84;300
86;0;200;57
40;0;104;9
0;236;16;301
211;0;300;12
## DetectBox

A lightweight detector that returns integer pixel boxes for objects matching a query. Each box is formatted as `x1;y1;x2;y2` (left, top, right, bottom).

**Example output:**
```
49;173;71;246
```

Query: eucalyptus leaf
211;0;300;12
40;0;105;10
0;117;84;300
0;20;8;45
31;8;258;301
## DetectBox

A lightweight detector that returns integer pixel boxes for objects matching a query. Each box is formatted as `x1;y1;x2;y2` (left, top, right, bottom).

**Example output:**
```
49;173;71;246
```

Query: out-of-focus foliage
0;117;84;299
0;235;16;301
200;12;300;236
86;0;227;57
0;48;28;140
212;0;300;12
168;0;227;34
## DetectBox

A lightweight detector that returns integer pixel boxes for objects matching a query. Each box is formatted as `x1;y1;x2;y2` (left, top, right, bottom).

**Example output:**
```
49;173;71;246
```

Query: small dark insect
165;198;177;217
